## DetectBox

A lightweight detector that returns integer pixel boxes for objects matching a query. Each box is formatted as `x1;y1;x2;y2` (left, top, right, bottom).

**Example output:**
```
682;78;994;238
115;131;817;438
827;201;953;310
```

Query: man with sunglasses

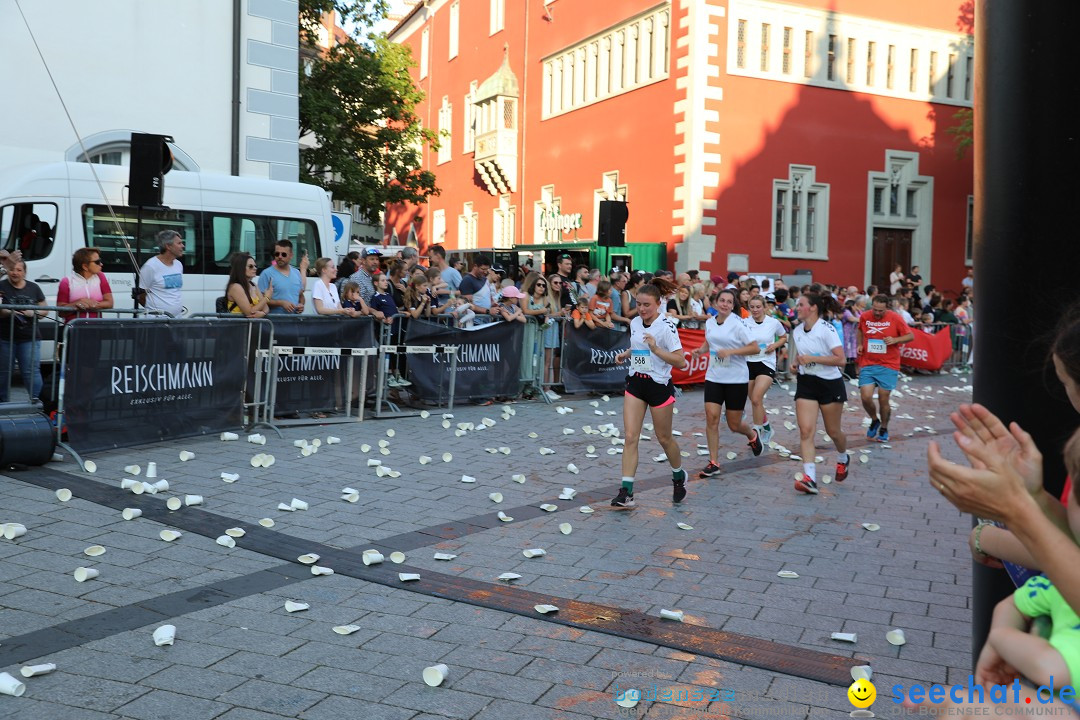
347;247;381;304
138;230;185;317
258;240;306;314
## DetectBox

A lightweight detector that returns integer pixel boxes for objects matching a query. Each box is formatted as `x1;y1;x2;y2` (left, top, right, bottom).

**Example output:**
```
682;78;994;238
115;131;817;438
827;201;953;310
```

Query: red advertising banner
899;327;953;371
672;327;708;386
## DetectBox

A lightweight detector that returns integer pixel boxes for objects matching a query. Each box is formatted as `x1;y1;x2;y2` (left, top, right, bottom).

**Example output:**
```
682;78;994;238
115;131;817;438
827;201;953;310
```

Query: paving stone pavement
0;371;976;719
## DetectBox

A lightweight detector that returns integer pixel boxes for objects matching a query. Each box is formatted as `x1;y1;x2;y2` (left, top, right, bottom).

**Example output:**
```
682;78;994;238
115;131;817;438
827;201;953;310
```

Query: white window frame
534;184;562;244
437;97;452;165
449;2;459;60
490;0;505;35
493;194;516;248
863;149;934;286
770;164;830;260
458;202;478;249
463;81;477;154
431;209;447;246
593;171;628;243
420;28;430;80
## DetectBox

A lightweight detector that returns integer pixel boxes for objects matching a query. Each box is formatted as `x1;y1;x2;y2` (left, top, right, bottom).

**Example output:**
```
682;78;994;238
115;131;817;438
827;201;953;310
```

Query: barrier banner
672;327;708;386
62;319;249;453
561;323;630;393
406;319;523;401
267;316;375;413
899;326;952;371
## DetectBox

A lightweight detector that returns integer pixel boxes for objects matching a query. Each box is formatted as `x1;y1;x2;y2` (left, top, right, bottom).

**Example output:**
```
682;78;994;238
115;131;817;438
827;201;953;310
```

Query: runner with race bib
612;277;687;507
856;294;914;443
690;288;763;480
744;294;788;445
791;292;850;495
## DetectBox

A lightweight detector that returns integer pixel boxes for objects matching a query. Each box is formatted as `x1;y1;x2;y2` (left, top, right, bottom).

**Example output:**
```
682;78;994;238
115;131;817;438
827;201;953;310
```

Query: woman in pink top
57;247;113;321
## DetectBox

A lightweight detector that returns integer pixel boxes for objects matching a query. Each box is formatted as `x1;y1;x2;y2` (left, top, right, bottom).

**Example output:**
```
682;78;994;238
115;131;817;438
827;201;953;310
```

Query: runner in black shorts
612;277;687;507
744;295;787;445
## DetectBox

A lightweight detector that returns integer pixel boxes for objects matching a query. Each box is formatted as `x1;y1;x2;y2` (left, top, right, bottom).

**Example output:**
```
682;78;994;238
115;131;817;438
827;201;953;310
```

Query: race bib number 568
631;350;650;370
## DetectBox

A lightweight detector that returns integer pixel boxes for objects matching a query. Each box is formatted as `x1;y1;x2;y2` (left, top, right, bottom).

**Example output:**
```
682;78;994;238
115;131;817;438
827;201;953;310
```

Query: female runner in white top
744;295;788;445
612;277;687;507
690;288;762;479
791;292;849;494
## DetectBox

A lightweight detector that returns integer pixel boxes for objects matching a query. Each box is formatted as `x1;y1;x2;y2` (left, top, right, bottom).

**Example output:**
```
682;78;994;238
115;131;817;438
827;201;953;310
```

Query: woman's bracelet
974;520;993;557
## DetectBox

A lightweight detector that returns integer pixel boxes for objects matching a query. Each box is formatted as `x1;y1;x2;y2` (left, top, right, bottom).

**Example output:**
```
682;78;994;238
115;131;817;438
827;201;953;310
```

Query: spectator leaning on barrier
347;247;381;304
496;285;526;323
459;254;499;323
57;247;114;321
312;257;361;317
368;273;397;324
258;239;306;314
138;229;185;317
0;260;47;403
225;253;269;317
340;281;370;314
401;274;433;319
428;245;460;299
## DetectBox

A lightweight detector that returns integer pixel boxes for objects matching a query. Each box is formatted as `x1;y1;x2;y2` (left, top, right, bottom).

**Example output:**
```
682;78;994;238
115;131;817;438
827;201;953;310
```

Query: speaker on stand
597;200;628;247
128;133;174;208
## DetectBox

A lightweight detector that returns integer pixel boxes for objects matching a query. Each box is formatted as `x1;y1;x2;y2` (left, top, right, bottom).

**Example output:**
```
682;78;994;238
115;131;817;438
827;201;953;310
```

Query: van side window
83;205;199;275
208;213;318;274
1;202;58;261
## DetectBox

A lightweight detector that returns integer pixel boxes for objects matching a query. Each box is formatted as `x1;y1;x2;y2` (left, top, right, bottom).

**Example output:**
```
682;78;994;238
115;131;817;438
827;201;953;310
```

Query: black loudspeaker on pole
597;200;628;247
128;133;174;208
972;0;1080;664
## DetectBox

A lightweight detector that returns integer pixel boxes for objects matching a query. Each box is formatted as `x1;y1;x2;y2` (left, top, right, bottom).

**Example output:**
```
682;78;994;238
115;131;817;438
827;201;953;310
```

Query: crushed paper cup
579;506;594;514
258;518;275;528
566;463;579;474
277;503;296;511
326;436;341;445
830;632;858;643
423;663;449;687
389;551;406;564
367;458;382;467
442;453;453;463
184;495;204;507
559;523;572;535
83;545;106;557
19;663;56;678
482;418;496;427
284;601;309;613
539;504;558;512
159;530;182;542
124;464;141;475
297;554;320;564
497;572;521;581
539;447;555;455
333;625;362;635
558;488;577;500
861;523;881;532
511;474;526;483
615;688;641;708
442;413;454;419
362;550;384;565
659;609;684;622
777;570;800;579
455;430;467;438
122;508;142;520
527;432;538;438
216;535;236;548
342;492;360;503
497;511;514;522
851;665;873;682
535;604;559;614
563;428;575;435
460;475;476;483
676;523;694;530
726;452;737;460
152;624;177;646
488;493;503;503
247;433;266;445
886;629;906;646
56;488;72;502
179;451;195;462
220;432;239;441
814;455;824;463
499;447;511;455
73;567;99;582
221;472;240;483
290;498;308;511
433;552;457;561
311;566;334;576
419;455;432;464
166;497;182;511
145;462;158;478
225;527;245;538
398;573;420;581
522;548;546;558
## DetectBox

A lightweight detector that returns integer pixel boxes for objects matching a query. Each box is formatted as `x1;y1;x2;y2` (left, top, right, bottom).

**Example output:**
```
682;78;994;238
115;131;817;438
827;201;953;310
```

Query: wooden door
871;228;913;293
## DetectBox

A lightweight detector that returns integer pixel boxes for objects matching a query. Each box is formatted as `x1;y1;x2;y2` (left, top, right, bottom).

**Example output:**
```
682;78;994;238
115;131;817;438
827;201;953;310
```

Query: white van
0;161;335;317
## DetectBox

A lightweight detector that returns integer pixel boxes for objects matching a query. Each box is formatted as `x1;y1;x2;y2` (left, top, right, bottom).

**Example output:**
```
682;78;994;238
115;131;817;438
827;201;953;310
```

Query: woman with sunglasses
225;253;269;317
57;247;114;321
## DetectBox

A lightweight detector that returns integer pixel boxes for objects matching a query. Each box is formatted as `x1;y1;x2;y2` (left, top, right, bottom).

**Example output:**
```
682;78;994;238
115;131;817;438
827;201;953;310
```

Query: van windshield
83;205;198;275
1;202;58;261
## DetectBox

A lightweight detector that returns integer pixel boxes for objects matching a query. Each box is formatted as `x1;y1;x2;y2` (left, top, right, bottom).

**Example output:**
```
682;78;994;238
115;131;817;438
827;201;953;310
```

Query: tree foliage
298;0;439;220
947;108;973;160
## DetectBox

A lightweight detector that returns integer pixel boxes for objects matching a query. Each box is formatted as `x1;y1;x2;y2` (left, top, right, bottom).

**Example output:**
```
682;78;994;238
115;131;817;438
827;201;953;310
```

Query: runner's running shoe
698;462;721;479
836;458;850;482
672;469;687;503
794;476;819;494
760;425;773;445
866;419;881;440
611;487;635;508
877;428;889;443
748;431;764;457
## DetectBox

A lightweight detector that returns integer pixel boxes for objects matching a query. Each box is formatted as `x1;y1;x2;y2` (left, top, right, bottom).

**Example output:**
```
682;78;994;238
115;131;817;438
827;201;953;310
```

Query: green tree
947;108;973;160
298;2;440;220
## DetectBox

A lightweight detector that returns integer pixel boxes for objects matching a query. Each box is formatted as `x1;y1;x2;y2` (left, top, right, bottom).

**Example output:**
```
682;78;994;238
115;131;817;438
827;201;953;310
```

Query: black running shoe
866;419;881;439
672;469;687;503
748;430;764;457
611;487;635;507
698;462;721;479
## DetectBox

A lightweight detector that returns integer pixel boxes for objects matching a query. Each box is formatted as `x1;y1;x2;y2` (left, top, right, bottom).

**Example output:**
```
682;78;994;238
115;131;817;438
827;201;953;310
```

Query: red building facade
386;0;974;291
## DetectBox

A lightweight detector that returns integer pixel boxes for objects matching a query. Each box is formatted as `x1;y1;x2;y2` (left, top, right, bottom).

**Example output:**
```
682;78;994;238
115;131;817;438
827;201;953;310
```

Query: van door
1;200;64;347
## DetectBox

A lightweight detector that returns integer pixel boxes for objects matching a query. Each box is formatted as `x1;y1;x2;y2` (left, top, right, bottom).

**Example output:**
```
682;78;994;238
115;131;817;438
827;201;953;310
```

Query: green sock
621;477;634;492
672;467;685;483
763;422;771;431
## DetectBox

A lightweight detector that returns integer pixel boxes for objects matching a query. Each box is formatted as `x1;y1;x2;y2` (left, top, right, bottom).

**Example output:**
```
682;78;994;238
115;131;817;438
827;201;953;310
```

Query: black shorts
747;361;776;380
704;380;748;411
625;373;676;408
794;374;847;405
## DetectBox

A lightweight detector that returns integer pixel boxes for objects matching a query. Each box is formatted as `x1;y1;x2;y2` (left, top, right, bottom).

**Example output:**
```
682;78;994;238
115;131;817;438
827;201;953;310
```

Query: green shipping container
512;241;667;276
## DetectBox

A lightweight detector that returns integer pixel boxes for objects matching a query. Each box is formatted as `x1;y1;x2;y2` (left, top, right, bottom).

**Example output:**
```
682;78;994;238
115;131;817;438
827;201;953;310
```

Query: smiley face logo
848;678;876;709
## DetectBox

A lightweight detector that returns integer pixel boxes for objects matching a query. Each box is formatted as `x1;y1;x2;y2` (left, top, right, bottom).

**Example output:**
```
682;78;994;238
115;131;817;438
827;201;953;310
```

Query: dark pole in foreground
973;0;1080;661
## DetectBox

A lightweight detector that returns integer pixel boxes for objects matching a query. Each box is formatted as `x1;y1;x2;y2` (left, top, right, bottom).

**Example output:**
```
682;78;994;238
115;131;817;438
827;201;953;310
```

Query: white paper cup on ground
258;518;275;528
559;523;572;535
398;572;420;581
220;432;238;441
534;604;559;614
74;567;98;582
284;601;309;613
311;565;334;575
56;488;72;502
659;609;684;621
131;481;146;495
327;436;340;445
145;462;158;478
423;664;449;687
3;523;27;539
83;545;106;557
290;498;308;511
488;493;503;503
333;625;361;635
522;548;546;558
389;551;406;564
362;550;384;565
122;508;142;520
216;535;236;548
0;671;26;697
19;663;55;678
615;688;640;708
179;451;195;462
151;480;169;493
297;553;320;564
159;530;181;542
124;464;141;475
153;624;176;646
221;472;239;483
830;632;858;643
851;665;873;682
247;433;266;445
166;497;182;511
83;460;97;473
184;495;204;507
121;478;138;490
886;628;907;646
225;527;245;538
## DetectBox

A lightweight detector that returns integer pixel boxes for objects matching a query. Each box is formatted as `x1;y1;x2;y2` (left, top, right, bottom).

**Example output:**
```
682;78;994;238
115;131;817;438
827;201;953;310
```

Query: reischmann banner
561;322;630;393
405;319;524;401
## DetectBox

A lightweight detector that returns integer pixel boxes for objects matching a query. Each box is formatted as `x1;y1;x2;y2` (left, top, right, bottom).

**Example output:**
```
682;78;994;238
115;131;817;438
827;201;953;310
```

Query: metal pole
972;0;1080;662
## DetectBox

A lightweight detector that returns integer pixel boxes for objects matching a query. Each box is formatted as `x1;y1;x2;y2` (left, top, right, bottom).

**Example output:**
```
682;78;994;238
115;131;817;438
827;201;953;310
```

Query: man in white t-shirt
138;230;185;316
